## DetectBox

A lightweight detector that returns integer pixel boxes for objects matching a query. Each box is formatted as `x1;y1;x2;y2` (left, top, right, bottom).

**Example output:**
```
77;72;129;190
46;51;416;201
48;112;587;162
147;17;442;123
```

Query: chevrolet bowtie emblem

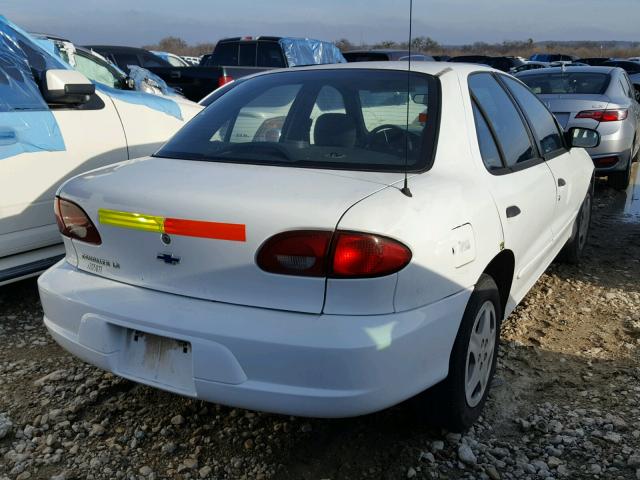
156;253;180;265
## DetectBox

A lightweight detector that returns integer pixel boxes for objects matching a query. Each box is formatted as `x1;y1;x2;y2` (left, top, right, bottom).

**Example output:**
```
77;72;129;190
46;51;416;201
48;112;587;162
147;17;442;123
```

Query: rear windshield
519;72;610;94
155;69;439;172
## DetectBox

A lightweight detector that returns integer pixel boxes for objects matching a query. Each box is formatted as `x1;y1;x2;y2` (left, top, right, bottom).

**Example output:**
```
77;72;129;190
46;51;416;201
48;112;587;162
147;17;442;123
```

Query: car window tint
502;76;564;156
520;72;610;95
469;73;536;167
141;53;169;68
309;86;346;144
359;88;427;132
156;69;438;172
114;53;140;69
472;102;503;171
238;43;257;67
228;84;301;143
257;42;285;68
211;43;238;66
621;75;634;98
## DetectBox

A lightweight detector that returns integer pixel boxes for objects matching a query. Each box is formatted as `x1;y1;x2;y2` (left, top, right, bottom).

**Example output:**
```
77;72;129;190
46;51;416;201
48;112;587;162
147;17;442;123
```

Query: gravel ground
1;181;639;480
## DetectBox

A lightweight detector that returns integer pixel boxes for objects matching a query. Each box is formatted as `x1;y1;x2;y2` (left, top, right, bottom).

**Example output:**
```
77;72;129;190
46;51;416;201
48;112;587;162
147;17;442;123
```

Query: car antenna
400;0;414;198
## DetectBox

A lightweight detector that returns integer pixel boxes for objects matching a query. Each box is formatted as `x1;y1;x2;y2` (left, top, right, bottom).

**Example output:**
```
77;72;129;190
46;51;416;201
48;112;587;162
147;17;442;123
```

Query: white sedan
38;62;597;431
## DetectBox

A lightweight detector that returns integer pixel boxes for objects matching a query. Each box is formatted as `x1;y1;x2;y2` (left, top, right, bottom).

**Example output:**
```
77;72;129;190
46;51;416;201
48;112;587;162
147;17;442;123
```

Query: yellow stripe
98;208;165;233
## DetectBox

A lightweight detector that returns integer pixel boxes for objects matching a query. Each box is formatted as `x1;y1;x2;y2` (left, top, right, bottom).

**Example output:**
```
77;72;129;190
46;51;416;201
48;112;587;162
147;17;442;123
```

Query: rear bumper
588;132;633;173
38;261;470;418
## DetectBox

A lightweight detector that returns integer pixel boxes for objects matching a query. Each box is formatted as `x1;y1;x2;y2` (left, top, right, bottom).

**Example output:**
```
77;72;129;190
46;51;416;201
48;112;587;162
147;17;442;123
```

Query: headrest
314;113;357;148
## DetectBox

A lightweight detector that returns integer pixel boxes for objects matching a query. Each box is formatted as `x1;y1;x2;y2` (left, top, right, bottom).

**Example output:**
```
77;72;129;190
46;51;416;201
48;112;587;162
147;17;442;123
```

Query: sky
1;0;638;46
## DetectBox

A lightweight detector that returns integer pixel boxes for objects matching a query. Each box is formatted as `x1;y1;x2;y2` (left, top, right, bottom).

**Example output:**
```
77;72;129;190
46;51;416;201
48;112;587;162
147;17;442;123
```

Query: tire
560;189;592;265
607;161;631;190
413;274;502;432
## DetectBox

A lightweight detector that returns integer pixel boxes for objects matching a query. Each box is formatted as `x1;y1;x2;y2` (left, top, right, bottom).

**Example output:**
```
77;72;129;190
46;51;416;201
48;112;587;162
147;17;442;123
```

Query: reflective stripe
98;208;246;242
165;218;246;242
98;209;164;233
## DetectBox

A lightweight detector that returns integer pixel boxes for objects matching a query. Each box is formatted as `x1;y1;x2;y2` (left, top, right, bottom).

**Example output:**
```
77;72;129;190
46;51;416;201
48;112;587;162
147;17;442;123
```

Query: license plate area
119;330;195;394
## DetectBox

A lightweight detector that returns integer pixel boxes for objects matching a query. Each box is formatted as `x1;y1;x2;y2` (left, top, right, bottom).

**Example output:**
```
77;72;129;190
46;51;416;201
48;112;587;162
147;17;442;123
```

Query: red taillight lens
576;109;628;122
331;232;411;278
256;230;411;278
218;75;233;87
257;230;332;276
54;197;101;245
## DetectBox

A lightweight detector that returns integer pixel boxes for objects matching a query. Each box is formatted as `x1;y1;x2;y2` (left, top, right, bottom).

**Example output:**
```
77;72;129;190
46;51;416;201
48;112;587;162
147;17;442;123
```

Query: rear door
499;75;589;243
469;73;557;301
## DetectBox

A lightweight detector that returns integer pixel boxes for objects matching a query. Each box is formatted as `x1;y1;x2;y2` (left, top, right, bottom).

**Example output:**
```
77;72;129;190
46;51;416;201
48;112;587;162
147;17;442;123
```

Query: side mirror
566;127;600;149
41;69;95;105
634;84;640;102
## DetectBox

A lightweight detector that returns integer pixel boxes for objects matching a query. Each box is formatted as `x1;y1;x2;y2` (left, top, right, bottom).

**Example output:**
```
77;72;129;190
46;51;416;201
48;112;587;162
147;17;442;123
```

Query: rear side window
501;76;564;156
211;43;238;66
472;102;503;171
469;73;536;167
257;42;285;67
156;69;440;172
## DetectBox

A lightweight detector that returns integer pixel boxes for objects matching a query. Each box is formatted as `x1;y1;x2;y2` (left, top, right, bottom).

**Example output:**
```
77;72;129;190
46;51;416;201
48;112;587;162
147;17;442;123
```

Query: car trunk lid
538;94;609;129
60;157;398;313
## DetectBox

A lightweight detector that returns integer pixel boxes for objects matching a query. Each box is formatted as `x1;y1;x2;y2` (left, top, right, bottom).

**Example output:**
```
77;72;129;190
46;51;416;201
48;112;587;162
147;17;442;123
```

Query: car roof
84;45;151;53
516;66;616;76
248;61;494;78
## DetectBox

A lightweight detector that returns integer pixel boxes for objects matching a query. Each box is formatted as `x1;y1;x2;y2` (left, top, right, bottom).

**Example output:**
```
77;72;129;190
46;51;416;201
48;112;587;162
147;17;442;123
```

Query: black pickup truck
87;37;345;102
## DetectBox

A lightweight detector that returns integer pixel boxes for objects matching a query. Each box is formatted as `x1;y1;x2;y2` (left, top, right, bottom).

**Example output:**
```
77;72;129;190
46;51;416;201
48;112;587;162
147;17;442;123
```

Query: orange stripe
164;218;246;242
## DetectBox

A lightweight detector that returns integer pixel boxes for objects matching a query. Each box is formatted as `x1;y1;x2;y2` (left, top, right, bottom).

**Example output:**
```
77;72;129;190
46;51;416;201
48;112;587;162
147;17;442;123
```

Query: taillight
576;109;628;122
218;75;233;87
257;230;411;278
331;232;412;278
257;230;332;276
54;197;102;245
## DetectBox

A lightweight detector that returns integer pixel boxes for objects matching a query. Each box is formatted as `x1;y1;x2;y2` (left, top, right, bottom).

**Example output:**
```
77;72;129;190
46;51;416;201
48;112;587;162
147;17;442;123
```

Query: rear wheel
413;274;501;432
561;189;592;264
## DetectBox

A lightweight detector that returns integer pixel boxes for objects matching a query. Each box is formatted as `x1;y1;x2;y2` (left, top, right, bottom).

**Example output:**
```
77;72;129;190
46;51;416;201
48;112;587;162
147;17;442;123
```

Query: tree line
144;35;640;59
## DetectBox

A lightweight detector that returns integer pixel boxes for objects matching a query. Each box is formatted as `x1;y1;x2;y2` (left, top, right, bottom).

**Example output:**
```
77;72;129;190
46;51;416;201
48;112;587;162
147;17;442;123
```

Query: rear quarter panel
329;71;504;314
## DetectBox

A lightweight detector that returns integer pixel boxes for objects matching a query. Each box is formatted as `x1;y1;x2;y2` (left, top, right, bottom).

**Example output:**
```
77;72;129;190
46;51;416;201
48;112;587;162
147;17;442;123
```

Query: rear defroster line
97;209;246;242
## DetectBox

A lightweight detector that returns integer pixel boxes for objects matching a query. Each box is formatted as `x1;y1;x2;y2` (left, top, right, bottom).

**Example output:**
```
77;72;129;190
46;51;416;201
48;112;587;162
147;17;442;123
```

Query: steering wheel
366;124;414;154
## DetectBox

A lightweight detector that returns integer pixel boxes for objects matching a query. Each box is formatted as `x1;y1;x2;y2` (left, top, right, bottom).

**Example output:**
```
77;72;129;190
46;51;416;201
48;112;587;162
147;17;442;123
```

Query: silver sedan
517;66;640;190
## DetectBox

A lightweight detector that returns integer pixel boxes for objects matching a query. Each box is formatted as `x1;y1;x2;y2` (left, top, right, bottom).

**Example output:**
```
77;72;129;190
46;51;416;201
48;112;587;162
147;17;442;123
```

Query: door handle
506;206;521;218
558;178;567;187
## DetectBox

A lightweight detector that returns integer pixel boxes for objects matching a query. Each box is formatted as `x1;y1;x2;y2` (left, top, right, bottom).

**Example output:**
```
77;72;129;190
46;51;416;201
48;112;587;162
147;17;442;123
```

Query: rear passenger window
501;76;564;156
472;102;503;171
469;73;536;167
